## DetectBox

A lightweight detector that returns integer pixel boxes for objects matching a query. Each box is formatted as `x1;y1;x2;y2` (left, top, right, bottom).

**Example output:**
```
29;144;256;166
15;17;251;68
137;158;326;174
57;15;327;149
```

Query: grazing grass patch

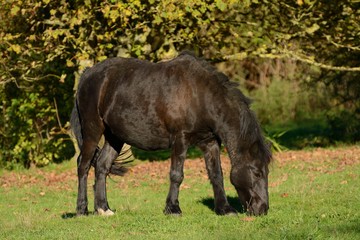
1;146;359;239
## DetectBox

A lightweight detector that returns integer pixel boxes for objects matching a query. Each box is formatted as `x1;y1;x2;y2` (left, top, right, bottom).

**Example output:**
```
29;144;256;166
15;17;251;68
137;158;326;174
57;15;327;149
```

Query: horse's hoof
97;208;115;216
163;205;182;216
225;211;238;216
165;211;182;217
76;208;89;217
76;212;88;217
215;206;238;216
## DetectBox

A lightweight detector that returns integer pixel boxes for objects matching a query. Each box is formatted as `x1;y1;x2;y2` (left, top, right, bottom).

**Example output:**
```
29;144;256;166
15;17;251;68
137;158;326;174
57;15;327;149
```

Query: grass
1;146;360;240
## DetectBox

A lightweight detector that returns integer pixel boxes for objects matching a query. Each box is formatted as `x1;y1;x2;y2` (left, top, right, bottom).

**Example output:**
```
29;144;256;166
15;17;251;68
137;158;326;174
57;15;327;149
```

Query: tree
1;0;359;168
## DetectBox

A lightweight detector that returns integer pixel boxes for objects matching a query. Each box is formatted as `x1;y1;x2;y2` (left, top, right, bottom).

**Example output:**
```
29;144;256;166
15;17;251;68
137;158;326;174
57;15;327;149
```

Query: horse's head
230;140;271;216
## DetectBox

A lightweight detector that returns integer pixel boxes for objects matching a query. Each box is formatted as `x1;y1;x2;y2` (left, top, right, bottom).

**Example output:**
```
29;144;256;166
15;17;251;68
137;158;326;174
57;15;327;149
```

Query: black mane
176;52;271;162
177;52;252;106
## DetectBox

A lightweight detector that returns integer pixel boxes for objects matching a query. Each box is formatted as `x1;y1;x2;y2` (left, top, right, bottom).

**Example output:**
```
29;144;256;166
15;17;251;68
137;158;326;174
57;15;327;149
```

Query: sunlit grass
1;147;359;240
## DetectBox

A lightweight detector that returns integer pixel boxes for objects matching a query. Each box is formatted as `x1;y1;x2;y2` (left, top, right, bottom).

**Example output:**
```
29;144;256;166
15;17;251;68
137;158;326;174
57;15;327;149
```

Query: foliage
265;131;288;152
0;0;359;167
327;109;360;143
0;91;74;168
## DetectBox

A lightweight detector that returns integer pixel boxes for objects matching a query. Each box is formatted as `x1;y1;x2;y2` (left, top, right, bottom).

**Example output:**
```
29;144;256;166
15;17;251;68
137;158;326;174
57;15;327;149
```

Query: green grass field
1;146;359;240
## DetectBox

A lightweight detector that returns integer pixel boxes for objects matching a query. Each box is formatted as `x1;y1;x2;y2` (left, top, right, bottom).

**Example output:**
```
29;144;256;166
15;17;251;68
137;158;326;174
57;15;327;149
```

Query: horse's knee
170;170;183;184
208;171;223;183
95;162;109;176
95;157;114;177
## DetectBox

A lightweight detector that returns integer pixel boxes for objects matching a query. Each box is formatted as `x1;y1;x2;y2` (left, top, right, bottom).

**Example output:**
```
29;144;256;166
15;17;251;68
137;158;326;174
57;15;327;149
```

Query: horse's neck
215;102;253;162
215;114;241;161
220;129;240;159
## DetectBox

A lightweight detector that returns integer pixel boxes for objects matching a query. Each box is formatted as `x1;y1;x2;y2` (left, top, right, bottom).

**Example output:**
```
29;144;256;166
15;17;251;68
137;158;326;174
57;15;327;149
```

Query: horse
70;52;272;217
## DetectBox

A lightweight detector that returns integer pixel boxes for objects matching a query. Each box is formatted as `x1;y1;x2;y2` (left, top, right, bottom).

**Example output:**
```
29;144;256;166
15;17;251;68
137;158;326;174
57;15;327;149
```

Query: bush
327;109;360;143
1;0;359;167
0;89;74;169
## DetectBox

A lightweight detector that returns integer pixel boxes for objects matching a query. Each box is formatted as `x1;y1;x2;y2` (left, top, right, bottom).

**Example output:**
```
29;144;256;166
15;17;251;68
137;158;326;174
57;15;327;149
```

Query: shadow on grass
199;196;246;214
335;219;360;234
61;211;97;219
61;212;77;219
132;146;203;161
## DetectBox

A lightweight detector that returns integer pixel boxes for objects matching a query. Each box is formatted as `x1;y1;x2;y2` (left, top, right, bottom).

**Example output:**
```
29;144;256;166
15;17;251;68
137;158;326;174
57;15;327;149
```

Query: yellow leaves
10;5;20;16
97;56;108;62
215;0;227;11
66;59;74;67
2;33;21;42
103;3;133;23
297;0;317;6
224;52;248;61
124;9;132;17
69;16;82;27
59;74;66;83
153;15;163;25
28;35;36;41
109;9;120;22
106;43;114;49
10;44;22;54
305;23;320;34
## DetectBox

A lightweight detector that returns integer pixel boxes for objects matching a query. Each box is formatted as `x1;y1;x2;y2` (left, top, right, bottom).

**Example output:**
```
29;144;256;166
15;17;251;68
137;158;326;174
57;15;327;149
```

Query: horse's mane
177;52;252;106
177;52;272;162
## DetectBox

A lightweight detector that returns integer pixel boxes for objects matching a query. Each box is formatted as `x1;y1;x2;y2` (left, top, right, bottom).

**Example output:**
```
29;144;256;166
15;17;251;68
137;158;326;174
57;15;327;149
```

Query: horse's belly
125;128;170;150
107;117;172;151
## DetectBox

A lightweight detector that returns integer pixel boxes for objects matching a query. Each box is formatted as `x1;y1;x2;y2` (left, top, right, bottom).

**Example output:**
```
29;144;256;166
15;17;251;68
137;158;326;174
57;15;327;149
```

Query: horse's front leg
164;134;188;215
198;139;237;215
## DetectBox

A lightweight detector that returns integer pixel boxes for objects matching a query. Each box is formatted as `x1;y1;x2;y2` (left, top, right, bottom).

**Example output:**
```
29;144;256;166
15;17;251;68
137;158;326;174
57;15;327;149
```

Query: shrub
0;90;74;169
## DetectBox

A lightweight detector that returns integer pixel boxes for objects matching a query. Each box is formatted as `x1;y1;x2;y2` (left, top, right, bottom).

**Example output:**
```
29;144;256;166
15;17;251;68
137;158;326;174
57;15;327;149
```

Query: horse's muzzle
247;202;269;216
236;188;269;216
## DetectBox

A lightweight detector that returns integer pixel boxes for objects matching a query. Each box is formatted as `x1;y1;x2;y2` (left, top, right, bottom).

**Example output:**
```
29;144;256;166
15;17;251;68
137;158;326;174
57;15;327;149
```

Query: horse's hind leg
76;116;104;216
164;134;189;215
198;139;237;215
77;136;101;215
94;136;123;216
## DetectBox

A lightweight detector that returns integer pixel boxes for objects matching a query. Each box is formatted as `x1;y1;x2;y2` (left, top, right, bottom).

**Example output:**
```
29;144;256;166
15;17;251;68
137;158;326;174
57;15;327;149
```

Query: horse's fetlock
215;205;238;216
76;206;89;216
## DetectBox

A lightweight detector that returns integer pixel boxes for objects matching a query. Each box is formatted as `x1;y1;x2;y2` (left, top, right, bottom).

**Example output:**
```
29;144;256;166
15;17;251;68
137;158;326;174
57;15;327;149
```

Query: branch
53;98;63;130
224;50;360;72
324;35;360;52
282;51;360;72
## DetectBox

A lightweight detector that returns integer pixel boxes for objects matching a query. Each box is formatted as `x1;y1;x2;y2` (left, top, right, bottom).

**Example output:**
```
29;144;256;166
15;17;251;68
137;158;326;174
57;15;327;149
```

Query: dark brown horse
70;52;271;216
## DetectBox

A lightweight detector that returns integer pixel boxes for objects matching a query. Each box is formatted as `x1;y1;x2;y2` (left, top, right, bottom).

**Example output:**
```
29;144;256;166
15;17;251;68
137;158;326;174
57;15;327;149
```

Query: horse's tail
110;144;134;176
70;99;83;150
70;98;132;176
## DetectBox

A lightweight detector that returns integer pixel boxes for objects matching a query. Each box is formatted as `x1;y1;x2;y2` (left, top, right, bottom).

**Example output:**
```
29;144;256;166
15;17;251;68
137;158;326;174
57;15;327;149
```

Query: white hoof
97;208;115;216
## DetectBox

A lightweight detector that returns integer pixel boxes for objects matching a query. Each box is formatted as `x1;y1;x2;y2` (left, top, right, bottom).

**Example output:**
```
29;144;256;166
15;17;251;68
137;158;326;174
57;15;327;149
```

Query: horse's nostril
260;203;268;215
248;203;268;216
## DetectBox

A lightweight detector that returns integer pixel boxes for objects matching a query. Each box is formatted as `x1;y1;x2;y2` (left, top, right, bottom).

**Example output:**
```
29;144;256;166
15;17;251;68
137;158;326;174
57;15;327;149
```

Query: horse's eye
253;171;262;179
249;166;262;179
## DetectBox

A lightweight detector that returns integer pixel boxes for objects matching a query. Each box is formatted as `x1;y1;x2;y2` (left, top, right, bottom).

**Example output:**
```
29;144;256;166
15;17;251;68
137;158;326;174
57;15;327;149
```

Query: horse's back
76;55;223;150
